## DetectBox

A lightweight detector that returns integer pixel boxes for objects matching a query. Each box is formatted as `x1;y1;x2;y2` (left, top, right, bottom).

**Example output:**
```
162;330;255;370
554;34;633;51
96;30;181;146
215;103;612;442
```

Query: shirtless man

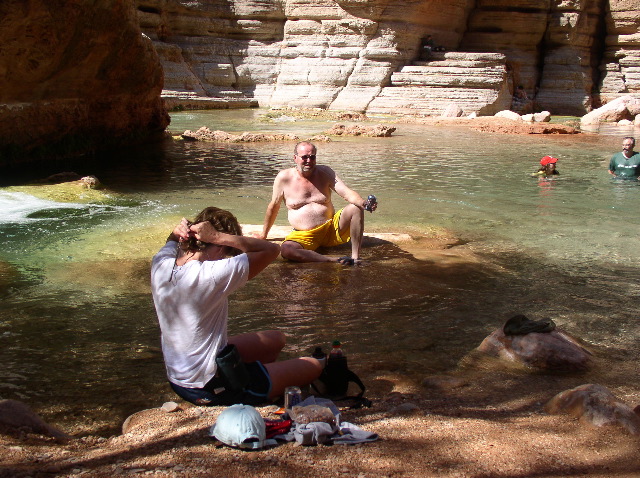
258;141;377;264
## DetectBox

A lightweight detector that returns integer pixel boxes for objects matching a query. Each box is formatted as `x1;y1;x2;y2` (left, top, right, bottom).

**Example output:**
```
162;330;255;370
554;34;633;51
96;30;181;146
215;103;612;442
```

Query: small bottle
364;195;377;212
329;340;343;358
312;346;327;367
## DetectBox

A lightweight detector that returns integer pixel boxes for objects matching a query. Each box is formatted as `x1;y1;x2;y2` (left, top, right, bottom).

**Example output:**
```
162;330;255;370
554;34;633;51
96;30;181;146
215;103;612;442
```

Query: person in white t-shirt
151;206;323;406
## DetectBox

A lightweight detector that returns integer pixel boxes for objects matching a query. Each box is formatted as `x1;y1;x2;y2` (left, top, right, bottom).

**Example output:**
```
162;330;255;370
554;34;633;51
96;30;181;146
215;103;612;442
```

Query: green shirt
609;151;640;178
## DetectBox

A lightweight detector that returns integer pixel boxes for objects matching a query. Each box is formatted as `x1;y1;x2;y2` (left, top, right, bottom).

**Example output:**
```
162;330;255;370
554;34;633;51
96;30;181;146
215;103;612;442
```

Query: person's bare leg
265;358;323;399
228;330;285;363
281;240;338;263
338;204;364;262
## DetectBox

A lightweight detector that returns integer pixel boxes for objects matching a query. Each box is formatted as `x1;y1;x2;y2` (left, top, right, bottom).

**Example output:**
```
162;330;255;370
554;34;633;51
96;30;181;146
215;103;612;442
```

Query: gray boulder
476;327;592;372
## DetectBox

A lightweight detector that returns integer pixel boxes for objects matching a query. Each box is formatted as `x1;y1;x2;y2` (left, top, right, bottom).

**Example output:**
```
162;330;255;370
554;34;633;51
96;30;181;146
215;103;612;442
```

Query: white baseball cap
209;404;276;450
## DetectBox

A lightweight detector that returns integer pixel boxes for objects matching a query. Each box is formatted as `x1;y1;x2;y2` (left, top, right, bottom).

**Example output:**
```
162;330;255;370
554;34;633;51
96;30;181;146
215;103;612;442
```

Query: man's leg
265;358;323;400
338;203;365;261
280;240;336;263
229;330;285;363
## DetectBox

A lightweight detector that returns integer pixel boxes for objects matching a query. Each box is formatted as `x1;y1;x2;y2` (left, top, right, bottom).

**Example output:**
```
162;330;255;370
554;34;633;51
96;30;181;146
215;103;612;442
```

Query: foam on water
0;191;89;224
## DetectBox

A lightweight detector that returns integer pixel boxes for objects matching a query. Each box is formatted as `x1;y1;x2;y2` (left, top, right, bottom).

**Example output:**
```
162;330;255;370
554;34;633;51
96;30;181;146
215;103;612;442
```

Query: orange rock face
0;0;169;166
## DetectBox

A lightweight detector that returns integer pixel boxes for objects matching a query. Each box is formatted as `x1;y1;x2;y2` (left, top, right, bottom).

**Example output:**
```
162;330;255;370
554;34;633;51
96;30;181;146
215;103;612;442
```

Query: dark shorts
169;361;272;407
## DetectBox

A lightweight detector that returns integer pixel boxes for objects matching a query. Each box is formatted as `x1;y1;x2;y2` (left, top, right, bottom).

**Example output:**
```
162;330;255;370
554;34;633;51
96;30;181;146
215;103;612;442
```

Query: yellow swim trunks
284;209;350;250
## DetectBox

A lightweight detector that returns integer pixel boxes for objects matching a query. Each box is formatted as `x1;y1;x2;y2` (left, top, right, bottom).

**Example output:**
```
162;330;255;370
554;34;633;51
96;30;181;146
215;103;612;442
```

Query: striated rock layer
0;0;169;166
136;0;640;116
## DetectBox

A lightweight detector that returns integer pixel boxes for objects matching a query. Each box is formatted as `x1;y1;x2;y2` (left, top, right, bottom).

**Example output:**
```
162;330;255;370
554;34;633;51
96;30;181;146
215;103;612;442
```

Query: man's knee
281;240;303;259
264;330;286;349
345;203;364;219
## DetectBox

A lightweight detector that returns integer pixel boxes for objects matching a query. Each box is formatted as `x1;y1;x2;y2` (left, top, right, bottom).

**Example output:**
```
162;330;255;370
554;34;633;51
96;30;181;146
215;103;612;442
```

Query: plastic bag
290;405;336;427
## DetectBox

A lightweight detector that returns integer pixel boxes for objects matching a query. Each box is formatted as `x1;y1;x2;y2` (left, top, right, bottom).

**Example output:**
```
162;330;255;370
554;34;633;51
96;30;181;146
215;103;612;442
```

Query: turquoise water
0;110;638;435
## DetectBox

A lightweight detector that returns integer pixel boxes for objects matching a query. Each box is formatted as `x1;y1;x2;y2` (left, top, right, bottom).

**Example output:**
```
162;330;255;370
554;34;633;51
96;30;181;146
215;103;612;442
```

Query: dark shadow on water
0;238;639;437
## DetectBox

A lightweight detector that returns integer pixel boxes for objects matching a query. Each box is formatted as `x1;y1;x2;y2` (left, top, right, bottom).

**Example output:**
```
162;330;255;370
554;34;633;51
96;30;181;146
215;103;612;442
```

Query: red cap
540;156;558;166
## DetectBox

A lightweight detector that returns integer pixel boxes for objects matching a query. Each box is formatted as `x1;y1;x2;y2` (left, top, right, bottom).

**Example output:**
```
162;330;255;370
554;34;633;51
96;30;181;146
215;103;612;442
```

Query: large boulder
545;384;640;435
0;0;169;166
476;327;593;372
580;95;640;125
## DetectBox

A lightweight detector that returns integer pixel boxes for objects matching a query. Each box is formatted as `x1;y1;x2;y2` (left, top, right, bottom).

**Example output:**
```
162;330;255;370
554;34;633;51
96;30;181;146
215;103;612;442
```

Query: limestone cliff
0;0;169;166
136;0;640;116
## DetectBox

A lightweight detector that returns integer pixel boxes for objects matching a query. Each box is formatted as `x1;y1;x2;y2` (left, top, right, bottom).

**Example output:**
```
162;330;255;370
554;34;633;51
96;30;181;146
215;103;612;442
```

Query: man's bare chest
285;178;331;208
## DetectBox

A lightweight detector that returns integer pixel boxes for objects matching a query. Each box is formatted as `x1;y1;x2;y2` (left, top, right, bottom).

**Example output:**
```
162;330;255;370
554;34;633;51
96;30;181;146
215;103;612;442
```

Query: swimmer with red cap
532;155;559;177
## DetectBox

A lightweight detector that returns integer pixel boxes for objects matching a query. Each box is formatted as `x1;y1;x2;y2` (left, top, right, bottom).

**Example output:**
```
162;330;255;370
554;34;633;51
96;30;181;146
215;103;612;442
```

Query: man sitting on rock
257;141;377;265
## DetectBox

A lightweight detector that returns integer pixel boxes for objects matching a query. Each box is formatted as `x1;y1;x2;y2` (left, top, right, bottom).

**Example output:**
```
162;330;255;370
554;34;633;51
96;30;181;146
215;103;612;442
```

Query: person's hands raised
190;221;222;245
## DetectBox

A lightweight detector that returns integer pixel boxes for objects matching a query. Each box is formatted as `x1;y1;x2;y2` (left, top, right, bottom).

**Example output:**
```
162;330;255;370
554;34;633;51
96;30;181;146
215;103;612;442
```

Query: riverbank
2;357;639;477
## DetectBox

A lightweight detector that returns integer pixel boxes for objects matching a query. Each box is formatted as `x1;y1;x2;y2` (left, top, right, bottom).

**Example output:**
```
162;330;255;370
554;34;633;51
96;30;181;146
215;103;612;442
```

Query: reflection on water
1;110;639;435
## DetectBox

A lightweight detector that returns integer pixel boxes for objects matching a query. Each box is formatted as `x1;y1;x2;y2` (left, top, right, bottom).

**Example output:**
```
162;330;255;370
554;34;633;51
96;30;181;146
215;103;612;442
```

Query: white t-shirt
150;241;249;388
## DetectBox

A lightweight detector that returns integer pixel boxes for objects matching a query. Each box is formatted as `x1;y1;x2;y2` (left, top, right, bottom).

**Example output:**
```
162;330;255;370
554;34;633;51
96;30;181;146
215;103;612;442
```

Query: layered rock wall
0;0;169;166
137;0;640;116
599;0;640;101
461;0;607;116
136;0;477;113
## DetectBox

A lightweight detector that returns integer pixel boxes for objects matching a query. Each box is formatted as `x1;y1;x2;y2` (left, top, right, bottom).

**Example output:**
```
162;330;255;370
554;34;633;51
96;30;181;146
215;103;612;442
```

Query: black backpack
311;354;371;408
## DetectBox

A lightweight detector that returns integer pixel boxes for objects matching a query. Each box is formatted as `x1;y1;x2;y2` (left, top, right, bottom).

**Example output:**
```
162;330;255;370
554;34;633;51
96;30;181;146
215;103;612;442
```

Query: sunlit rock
580;95;640;125
495;110;522;121
533;111;551;122
441;104;464;117
545;384;640;435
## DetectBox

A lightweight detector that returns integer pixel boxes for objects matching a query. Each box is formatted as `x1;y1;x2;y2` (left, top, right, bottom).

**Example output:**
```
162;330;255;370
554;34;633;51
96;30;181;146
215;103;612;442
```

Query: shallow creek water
0;110;638;435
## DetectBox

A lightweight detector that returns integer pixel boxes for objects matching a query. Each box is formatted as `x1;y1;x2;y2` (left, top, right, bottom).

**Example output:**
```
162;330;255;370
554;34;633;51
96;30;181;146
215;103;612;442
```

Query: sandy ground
2;360;640;478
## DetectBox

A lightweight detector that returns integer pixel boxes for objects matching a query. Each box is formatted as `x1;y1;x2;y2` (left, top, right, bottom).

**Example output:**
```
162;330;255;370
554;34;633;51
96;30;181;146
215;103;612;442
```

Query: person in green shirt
608;137;640;180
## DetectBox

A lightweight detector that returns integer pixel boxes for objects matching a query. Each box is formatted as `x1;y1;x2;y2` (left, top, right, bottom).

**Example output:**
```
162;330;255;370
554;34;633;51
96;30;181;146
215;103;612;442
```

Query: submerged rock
181;127;299;143
324;124;396;137
545;384;640;435
0;399;69;441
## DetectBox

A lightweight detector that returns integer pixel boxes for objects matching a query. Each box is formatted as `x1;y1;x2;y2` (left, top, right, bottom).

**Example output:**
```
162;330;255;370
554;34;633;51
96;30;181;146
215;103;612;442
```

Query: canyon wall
136;0;640;116
0;0;169;166
2;0;640;167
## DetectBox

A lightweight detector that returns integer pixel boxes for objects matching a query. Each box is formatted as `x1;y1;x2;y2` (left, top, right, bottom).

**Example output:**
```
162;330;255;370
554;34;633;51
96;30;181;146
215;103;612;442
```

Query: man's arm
259;173;286;239
167;218;191;242
191;222;280;279
608;155;617;176
333;172;368;209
